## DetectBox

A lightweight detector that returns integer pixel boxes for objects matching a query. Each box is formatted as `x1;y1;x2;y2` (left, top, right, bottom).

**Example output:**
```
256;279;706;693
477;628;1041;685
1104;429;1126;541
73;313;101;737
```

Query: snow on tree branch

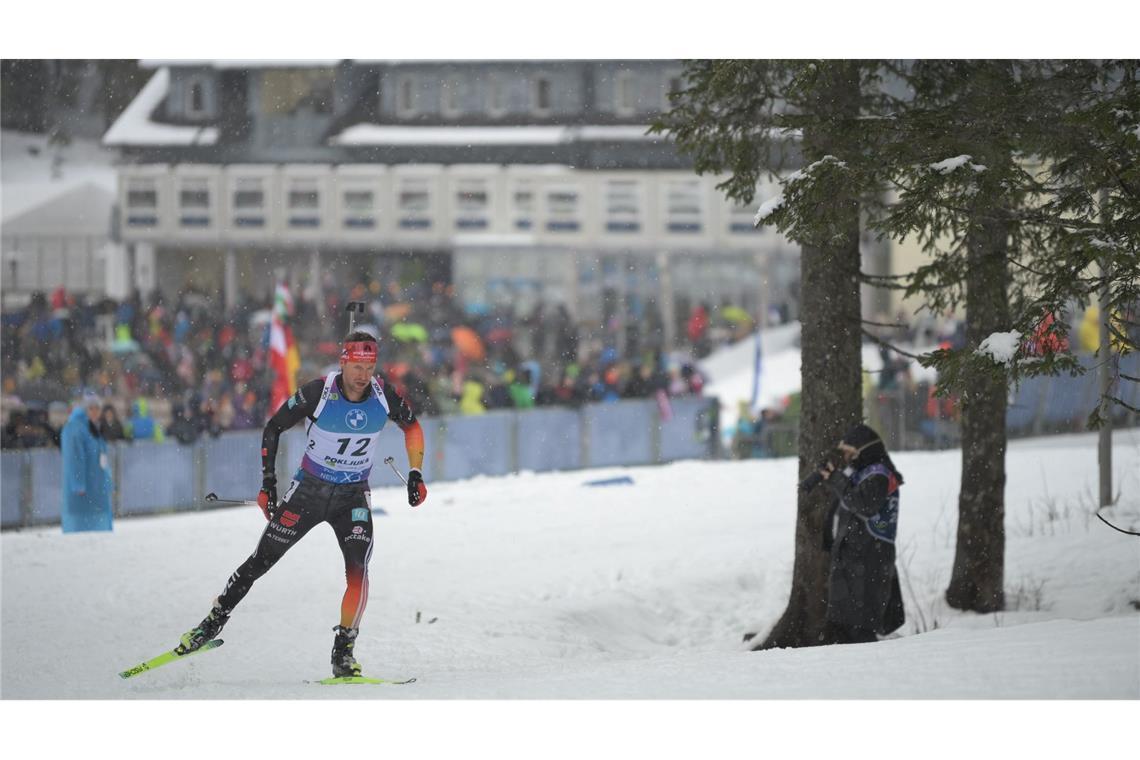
754;155;847;227
753;193;785;226
929;155;988;174
976;330;1022;365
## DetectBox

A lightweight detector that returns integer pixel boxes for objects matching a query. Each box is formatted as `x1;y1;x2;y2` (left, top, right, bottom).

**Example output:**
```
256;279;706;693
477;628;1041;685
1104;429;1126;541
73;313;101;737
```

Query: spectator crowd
0;279;755;450
4;279;1133;455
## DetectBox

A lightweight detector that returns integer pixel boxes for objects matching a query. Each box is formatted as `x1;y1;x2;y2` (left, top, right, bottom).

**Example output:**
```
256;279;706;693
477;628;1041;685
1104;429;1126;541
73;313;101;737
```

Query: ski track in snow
2;430;1138;699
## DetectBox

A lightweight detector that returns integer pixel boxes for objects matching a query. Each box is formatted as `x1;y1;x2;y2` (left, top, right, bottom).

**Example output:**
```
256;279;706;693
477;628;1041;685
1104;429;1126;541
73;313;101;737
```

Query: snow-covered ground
3;429;1138;702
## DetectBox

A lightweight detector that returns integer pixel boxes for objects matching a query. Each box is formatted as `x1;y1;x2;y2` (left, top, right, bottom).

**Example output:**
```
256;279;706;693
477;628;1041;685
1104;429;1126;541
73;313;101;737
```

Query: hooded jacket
61;405;114;533
821;423;904;635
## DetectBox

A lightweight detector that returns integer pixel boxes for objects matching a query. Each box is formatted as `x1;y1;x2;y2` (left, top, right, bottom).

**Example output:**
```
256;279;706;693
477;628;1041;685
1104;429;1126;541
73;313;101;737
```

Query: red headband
341;341;377;363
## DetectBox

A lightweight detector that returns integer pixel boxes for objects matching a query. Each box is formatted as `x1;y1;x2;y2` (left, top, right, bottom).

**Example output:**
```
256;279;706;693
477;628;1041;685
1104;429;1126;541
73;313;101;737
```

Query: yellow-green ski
313;676;416;685
119;639;224;679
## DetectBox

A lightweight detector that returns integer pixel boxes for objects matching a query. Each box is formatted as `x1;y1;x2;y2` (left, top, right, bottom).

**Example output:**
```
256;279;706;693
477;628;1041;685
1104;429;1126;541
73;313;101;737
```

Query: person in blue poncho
61;392;114;533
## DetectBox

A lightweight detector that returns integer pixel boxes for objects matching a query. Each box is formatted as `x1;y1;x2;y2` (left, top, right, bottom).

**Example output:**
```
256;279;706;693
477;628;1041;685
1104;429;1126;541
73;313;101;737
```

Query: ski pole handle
383;456;408;485
204;492;260;507
345;300;366;333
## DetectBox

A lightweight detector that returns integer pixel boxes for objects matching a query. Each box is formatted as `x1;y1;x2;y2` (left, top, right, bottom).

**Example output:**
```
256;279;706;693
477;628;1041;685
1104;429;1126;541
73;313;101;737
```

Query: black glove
824;468;853;500
258;473;277;521
822;531;834;552
407;468;427;507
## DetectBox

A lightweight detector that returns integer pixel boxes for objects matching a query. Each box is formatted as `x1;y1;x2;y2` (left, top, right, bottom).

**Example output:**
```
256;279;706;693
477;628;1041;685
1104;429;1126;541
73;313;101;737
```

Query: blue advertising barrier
518;407;582;473
119;440;197;515
27;448;62;526
2;453;24;528
4;376;1138;531
1114;352;1140;421
440;411;515;480
584;400;655;468
5;396;719;529
1006;374;1047;433
202;430;263;504
660;396;715;462
1040;366;1100;431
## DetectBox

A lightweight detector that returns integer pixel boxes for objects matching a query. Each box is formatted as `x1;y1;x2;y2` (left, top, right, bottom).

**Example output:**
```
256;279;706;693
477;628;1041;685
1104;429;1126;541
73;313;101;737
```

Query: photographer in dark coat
815;423;905;644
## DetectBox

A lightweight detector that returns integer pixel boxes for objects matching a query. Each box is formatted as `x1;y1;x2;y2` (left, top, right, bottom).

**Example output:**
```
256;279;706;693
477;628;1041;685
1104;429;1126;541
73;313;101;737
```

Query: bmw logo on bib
346;409;368;430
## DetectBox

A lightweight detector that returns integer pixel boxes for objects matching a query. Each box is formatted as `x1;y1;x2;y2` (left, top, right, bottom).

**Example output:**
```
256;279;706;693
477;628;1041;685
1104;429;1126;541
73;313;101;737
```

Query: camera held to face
798;448;846;493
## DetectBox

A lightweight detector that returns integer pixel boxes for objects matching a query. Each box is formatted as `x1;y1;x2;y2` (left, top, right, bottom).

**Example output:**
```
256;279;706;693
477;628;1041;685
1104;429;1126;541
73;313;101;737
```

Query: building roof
139;60;565;69
329;124;663;146
1;130;118;223
103;68;219;147
1;182;114;238
139;60;342;69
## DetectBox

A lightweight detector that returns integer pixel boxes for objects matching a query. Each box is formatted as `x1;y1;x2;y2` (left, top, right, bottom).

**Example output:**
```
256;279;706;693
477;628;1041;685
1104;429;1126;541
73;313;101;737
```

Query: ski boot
177;600;230;655
331;625;363;678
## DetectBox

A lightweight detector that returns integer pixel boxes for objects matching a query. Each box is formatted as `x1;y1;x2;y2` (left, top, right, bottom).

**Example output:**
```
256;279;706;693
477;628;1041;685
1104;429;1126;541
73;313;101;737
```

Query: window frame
454;177;491;231
511;181;535;231
728;184;765;235
232;177;267;228
663;178;704;234
544;184;581;233
125;178;159;228
486;73;507;119
664;69;684;112
339;183;379;231
286;178;321;228
185;75;209;119
441;77;464;119
604;178;642;233
126;182;158;210
531;75;552;117
177;177;212;228
396;177;433;231
614;70;637;117
396;75;418;119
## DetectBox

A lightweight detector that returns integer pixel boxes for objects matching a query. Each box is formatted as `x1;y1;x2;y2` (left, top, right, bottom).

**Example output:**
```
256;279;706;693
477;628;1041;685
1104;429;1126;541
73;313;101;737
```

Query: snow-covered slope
3;429;1137;700
699;322;941;432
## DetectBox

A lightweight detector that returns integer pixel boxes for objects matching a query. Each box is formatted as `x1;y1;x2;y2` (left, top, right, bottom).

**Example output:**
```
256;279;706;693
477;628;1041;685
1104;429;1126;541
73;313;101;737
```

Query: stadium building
105;60;802;345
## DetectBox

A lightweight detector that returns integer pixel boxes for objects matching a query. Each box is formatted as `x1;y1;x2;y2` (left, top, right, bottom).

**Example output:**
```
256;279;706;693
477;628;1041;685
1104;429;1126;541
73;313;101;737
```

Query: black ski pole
204;492;259;507
383;456;408;485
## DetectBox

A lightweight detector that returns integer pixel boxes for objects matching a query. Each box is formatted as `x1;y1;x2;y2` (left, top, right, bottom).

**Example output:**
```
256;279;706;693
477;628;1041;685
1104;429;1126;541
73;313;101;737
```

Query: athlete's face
340;359;376;399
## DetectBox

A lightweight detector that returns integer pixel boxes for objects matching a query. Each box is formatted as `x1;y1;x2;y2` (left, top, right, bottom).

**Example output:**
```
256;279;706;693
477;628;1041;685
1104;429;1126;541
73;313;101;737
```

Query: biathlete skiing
175;330;428;678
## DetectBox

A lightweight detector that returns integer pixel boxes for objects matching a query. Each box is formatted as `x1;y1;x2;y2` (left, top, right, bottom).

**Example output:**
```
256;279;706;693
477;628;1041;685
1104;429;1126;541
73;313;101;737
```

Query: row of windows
123;170;767;242
396;70;682;119
177;69;684;121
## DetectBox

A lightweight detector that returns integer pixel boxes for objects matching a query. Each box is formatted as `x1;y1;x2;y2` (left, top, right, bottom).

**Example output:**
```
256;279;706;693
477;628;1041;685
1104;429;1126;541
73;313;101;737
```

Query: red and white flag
268;283;300;415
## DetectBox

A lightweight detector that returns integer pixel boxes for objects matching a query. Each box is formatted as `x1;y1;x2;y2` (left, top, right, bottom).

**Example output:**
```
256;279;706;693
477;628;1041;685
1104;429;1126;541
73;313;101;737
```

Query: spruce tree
653;60;888;648
1020;60;1140;420
870;60;1139;610
654;58;1138;637
867;61;1033;612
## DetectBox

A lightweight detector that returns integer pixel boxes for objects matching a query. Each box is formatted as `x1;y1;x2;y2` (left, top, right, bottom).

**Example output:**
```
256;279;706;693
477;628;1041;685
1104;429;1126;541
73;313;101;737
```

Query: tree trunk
756;63;865;650
945;214;1010;612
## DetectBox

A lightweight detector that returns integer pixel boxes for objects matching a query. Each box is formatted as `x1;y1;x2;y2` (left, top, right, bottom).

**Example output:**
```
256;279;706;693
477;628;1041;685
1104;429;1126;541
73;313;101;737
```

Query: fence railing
865;351;1140;453
1;395;717;529
729;351;1140;460
8;353;1135;528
